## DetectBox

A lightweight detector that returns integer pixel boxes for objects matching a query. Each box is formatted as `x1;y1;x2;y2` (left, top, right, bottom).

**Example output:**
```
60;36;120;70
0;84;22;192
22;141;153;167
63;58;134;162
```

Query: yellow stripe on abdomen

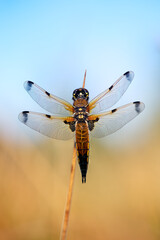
76;122;89;183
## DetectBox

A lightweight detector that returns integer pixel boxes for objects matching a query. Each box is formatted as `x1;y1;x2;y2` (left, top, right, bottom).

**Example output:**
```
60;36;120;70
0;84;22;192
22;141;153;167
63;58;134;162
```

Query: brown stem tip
82;70;87;88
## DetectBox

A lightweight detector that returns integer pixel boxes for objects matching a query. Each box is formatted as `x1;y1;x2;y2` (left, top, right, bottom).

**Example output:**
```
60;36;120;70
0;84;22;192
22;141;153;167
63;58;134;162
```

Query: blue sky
0;1;160;144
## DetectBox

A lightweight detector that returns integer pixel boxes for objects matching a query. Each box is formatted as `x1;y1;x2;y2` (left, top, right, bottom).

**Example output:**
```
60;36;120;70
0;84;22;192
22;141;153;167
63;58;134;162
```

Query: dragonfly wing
88;101;145;138
89;71;134;114
18;111;75;140
24;81;74;115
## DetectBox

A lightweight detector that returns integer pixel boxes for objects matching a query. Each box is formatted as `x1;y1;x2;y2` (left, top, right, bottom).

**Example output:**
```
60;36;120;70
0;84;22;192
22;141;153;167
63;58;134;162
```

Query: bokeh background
0;1;160;239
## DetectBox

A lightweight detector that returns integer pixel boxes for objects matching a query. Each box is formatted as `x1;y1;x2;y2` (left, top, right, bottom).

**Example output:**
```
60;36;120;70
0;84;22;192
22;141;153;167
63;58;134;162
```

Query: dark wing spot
109;85;113;91
46;114;51;118
22;111;29;114
124;71;132;82
88;120;94;131
133;101;141;113
133;101;140;104
69;122;76;132
64;120;75;132
22;111;29;123
88;117;99;131
26;81;34;91
111;108;117;113
45;91;50;97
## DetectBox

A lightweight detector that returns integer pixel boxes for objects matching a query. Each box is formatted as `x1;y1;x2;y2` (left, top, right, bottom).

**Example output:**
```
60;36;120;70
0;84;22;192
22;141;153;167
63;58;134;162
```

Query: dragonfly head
72;88;89;101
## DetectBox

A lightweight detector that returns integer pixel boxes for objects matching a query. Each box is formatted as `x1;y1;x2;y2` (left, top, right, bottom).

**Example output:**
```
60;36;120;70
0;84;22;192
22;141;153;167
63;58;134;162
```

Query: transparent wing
89;101;145;138
18;111;75;140
89;71;134;114
24;81;74;115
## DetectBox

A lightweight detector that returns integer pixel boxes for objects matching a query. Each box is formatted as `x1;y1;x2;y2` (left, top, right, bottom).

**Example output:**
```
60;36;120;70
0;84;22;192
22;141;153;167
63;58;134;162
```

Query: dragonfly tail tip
82;176;86;183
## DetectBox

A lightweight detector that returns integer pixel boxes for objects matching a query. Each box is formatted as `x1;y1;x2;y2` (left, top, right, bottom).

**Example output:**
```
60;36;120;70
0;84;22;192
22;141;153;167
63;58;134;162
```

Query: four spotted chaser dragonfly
19;71;145;183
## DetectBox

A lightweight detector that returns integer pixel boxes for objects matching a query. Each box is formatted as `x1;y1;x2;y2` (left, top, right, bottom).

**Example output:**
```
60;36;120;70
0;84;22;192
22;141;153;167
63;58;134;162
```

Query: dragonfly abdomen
76;122;89;183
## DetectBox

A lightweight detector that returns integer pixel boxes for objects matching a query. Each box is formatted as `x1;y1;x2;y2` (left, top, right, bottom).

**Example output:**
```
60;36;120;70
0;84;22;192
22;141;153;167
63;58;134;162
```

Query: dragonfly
19;71;145;183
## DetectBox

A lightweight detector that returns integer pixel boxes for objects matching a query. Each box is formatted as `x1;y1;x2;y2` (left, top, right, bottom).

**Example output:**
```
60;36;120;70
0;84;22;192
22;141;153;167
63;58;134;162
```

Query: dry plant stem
60;72;86;240
82;70;87;88
60;142;77;240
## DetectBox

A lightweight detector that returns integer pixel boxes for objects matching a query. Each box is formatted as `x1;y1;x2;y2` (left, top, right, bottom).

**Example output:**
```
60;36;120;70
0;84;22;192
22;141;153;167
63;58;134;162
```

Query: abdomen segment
76;122;89;183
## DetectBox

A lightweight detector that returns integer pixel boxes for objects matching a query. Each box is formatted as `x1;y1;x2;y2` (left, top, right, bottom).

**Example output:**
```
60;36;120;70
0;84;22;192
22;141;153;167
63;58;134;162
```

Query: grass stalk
60;70;86;240
60;142;77;240
82;70;87;88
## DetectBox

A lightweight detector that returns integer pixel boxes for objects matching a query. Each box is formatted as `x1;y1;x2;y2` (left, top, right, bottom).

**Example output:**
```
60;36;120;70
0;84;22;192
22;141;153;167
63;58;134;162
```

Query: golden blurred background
0;117;160;240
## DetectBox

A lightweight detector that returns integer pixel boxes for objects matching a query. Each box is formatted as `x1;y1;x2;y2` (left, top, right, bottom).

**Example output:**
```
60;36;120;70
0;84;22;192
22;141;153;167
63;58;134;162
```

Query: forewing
89;101;145;138
24;81;74;115
18;111;75;140
89;71;134;114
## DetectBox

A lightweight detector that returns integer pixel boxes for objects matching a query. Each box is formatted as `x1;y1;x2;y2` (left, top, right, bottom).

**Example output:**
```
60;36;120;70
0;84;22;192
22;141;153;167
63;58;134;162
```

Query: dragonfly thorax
73;98;89;122
74;106;88;122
